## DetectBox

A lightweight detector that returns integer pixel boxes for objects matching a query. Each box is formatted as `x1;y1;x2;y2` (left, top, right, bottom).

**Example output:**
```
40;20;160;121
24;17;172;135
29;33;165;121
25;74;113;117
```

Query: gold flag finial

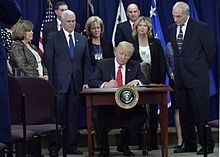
47;0;52;7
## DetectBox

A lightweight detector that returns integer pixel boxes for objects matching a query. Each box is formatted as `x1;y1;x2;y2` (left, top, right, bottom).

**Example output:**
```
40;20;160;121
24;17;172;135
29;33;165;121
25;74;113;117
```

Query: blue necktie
69;34;74;59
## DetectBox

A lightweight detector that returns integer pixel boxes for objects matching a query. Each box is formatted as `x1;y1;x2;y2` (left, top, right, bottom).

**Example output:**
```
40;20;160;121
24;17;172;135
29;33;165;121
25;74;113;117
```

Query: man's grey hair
173;2;190;14
61;9;75;20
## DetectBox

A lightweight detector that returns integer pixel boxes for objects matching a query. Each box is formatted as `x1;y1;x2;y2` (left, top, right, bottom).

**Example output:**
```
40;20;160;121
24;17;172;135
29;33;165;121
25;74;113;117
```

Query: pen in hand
105;74;117;88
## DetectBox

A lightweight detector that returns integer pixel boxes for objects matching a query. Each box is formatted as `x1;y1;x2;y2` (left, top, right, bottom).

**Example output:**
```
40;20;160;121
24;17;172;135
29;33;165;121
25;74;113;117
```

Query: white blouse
139;46;151;64
26;44;43;76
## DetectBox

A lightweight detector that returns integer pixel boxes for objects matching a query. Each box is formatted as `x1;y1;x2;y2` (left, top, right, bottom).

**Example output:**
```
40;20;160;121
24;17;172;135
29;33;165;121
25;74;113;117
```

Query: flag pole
86;0;89;19
38;0;56;56
47;0;52;7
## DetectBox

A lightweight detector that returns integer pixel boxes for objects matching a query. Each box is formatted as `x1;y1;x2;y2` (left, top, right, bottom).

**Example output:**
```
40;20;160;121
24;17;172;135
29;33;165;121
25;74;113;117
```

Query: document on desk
146;83;167;87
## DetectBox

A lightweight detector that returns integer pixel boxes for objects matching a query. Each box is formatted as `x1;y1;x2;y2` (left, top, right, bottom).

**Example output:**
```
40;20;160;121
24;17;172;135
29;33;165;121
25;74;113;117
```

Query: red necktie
115;65;123;117
116;65;122;87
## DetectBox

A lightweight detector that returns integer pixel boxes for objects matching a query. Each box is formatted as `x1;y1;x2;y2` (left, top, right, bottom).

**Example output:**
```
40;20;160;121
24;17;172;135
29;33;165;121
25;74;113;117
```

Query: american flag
111;0;127;46
150;0;166;50
38;4;56;57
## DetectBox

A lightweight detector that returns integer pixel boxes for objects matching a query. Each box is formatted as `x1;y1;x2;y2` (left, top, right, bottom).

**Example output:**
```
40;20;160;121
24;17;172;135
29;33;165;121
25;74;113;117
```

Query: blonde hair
12;20;33;40
132;16;153;38
85;16;104;38
115;41;134;57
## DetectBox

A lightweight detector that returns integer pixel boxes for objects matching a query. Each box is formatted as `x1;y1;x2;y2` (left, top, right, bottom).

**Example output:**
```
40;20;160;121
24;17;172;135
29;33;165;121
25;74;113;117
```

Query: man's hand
39;75;48;80
170;72;175;81
104;79;118;88
82;84;89;89
127;80;139;86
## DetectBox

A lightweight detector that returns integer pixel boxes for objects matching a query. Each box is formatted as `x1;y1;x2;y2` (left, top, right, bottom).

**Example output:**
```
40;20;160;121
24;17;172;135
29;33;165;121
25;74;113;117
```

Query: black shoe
174;143;183;149
197;146;214;155
174;145;197;153
142;147;148;156
117;145;135;156
66;148;83;155
147;145;159;151
49;150;58;157
99;150;109;157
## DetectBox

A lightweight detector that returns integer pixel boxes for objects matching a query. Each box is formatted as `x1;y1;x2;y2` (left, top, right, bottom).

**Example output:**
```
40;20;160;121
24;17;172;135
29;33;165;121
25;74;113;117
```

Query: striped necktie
176;25;184;54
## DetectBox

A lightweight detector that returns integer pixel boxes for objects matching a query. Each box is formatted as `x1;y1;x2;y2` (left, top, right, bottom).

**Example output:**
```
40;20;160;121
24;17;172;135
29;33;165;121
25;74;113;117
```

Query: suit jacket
44;30;91;94
0;0;21;142
169;18;215;88
9;40;47;76
114;21;133;46
43;20;81;47
132;38;166;84
88;58;147;88
88;38;114;73
165;42;174;79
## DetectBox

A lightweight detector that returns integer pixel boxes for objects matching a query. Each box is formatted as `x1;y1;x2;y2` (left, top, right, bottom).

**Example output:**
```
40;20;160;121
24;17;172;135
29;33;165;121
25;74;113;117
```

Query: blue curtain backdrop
15;0;219;125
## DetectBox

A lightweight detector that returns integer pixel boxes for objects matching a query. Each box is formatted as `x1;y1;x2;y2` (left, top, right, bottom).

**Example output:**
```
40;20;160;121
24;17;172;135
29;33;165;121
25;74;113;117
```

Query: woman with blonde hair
132;16;166;151
9;19;48;79
85;16;114;73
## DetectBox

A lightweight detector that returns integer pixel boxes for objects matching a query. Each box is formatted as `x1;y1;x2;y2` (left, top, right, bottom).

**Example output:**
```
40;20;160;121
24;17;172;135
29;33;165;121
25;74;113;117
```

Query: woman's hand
39;75;48;80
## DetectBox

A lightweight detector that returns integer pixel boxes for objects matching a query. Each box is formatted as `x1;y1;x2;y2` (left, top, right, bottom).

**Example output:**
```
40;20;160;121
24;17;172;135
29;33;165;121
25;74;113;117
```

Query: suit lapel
127;21;132;32
110;59;115;79
182;18;194;52
125;21;132;38
171;25;179;55
59;30;71;58
149;38;155;59
53;21;58;31
74;32;80;59
125;61;132;83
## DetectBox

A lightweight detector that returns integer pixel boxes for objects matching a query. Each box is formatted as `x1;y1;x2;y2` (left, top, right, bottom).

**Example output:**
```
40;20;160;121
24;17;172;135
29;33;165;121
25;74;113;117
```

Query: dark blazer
165;42;174;79
0;0;21;142
43;20;81;47
44;30;91;93
169;18;215;88
88;38;114;72
88;58;147;88
114;21;133;46
132;38;166;84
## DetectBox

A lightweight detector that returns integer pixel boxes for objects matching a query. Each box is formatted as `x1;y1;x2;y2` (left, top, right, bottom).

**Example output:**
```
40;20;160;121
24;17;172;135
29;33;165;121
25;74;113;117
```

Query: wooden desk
81;85;170;157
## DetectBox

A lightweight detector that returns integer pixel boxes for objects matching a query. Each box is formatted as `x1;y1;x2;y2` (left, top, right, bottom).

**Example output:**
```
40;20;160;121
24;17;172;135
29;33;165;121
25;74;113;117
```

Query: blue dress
0;0;21;142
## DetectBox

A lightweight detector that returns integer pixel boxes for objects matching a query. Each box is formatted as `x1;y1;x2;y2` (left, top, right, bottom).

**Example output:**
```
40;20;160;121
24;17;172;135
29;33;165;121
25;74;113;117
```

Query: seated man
88;41;148;157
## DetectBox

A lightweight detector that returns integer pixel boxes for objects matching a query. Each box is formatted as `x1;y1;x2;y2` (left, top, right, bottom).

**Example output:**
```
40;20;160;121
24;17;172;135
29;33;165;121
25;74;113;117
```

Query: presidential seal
115;85;139;109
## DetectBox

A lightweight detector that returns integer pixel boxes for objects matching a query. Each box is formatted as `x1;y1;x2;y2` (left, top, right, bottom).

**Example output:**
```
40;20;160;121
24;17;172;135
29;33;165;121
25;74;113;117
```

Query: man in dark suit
43;1;81;47
44;9;91;156
0;0;21;142
88;41;148;157
169;2;215;155
114;3;140;46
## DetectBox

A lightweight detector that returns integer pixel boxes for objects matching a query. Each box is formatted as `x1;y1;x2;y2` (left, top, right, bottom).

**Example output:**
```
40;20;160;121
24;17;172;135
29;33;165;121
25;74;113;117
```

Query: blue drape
15;0;219;125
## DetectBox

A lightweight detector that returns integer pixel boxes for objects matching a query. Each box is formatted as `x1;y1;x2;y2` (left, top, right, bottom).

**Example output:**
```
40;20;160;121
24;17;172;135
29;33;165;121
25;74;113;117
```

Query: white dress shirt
114;58;126;85
57;19;62;31
176;16;189;39
63;29;75;47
